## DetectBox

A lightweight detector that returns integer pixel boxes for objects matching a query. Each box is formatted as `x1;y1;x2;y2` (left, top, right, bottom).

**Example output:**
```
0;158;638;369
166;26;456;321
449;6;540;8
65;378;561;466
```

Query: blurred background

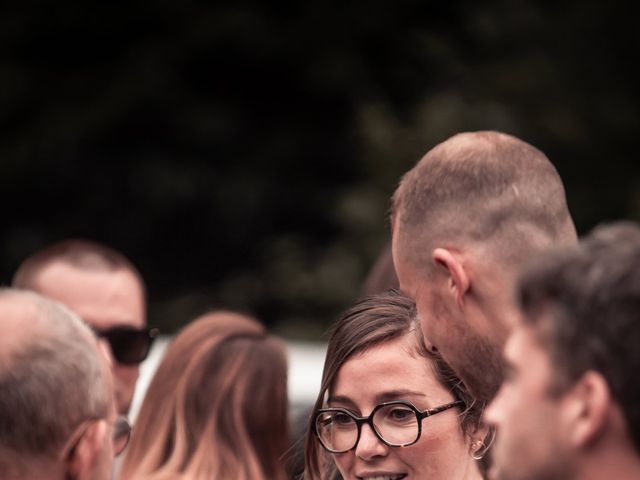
1;1;638;338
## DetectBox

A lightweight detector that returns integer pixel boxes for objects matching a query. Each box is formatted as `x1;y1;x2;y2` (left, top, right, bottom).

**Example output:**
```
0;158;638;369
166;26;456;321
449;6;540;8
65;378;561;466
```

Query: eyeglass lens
97;327;157;364
316;402;419;452
113;416;132;456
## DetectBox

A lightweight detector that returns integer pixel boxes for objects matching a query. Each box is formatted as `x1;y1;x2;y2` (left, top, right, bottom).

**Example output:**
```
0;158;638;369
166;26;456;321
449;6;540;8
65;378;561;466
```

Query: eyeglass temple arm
419;400;465;419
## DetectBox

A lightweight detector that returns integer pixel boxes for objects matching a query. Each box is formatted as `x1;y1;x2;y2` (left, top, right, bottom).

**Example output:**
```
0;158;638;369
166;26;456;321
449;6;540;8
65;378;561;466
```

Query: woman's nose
354;424;389;461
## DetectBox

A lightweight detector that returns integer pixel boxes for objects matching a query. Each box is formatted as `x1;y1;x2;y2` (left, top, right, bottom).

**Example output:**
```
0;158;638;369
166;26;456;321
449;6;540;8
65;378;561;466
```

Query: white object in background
287;341;327;418
128;335;326;423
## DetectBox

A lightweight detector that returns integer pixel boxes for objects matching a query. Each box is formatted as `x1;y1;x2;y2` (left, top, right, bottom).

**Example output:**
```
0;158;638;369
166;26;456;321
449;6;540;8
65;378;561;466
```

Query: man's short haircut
0;289;111;459
12;238;145;294
517;221;640;451
392;131;576;271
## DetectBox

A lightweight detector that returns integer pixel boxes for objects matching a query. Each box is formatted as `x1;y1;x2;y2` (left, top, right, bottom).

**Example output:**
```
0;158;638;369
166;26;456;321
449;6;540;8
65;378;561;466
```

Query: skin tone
26;260;146;415
329;334;482;480
65;341;117;480
0;293;116;480
91;341;118;480
392;235;511;402
484;324;572;480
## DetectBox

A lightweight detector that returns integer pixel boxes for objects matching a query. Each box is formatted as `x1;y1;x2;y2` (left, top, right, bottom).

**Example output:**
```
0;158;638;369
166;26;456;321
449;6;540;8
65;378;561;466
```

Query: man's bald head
12;239;147;414
392;131;577;401
0;289;112;476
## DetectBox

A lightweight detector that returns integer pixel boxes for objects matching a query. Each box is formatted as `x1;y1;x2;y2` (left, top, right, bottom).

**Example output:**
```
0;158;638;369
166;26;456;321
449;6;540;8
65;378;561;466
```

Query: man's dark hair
517;221;640;451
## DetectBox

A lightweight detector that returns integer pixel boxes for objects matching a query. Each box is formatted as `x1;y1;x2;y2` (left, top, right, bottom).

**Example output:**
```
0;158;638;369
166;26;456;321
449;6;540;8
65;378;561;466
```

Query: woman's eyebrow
375;389;428;403
326;394;354;406
327;390;434;410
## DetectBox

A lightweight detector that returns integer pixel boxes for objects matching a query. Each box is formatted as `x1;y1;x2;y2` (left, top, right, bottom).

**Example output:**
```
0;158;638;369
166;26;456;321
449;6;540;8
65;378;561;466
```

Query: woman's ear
468;423;495;461
65;420;108;480
432;248;470;308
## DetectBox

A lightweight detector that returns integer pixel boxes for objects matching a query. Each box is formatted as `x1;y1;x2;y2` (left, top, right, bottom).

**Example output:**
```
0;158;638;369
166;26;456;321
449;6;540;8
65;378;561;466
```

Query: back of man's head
0;289;113;479
518;221;640;452
393;130;577;272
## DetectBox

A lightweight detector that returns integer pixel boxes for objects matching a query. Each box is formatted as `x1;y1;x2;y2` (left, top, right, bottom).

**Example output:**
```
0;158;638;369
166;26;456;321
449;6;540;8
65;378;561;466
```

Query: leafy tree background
1;1;638;337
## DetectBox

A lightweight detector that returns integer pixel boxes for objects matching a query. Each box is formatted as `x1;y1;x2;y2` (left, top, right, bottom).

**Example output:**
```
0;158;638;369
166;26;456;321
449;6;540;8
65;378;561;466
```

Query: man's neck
0;459;64;480
575;449;640;480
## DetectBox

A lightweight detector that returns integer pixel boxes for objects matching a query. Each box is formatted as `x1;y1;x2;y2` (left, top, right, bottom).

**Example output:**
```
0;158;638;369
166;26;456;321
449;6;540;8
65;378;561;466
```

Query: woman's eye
388;408;413;421
333;413;353;425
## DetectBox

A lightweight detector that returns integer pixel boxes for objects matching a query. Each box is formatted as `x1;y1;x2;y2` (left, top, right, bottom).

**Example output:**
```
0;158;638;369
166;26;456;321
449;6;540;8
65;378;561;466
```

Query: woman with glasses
304;291;491;480
118;310;290;480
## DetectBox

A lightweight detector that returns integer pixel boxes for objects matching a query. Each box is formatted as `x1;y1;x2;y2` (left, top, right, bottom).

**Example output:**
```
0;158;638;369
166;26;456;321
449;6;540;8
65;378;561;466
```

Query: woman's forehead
329;336;451;404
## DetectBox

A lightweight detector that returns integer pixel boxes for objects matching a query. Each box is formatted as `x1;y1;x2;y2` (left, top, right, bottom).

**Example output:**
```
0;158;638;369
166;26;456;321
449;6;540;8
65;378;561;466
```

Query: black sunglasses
92;326;159;365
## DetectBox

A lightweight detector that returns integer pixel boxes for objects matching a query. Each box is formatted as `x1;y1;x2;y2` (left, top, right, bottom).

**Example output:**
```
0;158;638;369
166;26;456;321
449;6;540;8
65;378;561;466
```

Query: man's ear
66;420;107;480
563;371;610;449
432;248;469;308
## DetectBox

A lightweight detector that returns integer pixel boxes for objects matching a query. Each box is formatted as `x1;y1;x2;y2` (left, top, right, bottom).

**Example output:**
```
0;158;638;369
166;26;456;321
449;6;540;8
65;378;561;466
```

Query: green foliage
1;1;638;336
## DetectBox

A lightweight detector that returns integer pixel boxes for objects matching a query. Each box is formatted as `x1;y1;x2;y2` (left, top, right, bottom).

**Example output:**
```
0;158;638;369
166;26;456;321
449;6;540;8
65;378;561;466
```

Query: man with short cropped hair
392;131;577;402
0;288;127;480
12;239;156;415
485;222;640;480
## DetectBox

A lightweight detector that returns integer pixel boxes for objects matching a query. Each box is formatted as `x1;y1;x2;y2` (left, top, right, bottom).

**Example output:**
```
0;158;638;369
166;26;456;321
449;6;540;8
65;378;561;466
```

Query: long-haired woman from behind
119;310;290;480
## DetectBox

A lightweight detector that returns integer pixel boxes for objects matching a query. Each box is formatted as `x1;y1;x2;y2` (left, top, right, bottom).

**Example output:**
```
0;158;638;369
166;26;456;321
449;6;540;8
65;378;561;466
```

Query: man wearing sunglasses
12;239;156;416
0;288;128;480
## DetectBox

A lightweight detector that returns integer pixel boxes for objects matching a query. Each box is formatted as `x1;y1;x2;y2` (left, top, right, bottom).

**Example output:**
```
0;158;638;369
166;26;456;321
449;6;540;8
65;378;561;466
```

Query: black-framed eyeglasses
91;326;159;365
314;400;465;453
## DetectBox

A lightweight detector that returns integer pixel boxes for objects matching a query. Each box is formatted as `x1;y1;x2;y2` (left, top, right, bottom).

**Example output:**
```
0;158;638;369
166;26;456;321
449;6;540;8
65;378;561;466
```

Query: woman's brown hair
119;311;290;480
303;290;486;480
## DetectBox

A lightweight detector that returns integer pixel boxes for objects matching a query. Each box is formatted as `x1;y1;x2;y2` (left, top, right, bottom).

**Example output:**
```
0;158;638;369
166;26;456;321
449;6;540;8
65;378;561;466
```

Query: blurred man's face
28;261;146;415
484;324;573;480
